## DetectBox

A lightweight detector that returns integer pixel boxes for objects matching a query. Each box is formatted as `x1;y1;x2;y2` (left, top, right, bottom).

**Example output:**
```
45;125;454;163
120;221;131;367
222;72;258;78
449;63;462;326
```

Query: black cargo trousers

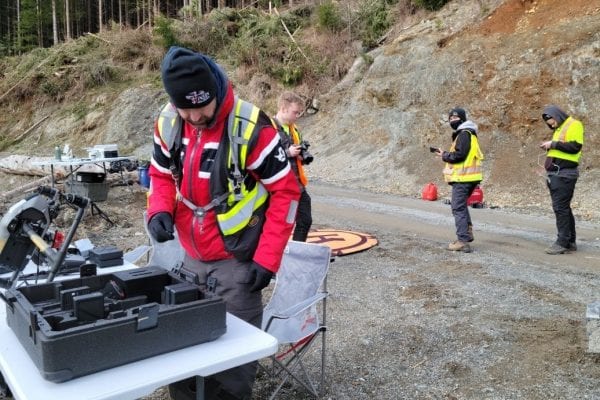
292;188;312;242
546;173;578;248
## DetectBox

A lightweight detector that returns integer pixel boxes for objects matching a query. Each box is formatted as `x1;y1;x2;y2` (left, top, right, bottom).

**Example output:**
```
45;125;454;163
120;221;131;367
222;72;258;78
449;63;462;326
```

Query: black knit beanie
448;107;467;122
161;46;217;109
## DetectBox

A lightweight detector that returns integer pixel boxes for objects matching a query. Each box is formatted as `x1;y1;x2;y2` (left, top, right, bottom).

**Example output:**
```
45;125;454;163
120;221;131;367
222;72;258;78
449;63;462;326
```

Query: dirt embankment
303;0;600;221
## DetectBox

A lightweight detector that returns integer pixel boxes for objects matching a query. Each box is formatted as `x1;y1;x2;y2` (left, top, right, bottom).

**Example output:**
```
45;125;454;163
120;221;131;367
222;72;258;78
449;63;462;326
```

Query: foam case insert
4;266;226;382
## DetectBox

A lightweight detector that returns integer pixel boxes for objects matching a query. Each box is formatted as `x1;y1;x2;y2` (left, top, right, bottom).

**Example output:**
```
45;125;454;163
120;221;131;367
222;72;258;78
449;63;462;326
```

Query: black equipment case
4;266;226;382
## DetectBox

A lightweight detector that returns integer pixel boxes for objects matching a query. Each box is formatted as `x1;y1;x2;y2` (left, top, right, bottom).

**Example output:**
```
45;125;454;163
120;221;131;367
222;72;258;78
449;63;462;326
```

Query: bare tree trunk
52;0;59;45
118;0;123;29
16;0;22;51
124;0;129;27
137;0;141;27
99;0;103;33
87;0;92;32
35;0;44;47
65;0;71;40
218;0;225;8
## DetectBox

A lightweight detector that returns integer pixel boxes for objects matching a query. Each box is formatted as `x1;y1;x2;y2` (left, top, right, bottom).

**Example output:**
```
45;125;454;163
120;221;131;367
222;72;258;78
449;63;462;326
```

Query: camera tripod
89;201;114;227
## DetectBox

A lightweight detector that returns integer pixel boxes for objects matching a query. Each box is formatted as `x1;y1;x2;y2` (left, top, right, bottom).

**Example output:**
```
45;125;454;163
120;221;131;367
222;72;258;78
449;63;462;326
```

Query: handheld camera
300;140;314;165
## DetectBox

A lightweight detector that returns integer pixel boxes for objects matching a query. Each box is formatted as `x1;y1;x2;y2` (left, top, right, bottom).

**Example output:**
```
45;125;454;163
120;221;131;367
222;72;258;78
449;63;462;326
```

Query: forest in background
0;0;449;56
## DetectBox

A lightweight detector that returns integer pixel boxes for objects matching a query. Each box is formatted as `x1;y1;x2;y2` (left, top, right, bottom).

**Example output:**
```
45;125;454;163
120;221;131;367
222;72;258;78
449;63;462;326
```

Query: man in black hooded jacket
539;104;584;255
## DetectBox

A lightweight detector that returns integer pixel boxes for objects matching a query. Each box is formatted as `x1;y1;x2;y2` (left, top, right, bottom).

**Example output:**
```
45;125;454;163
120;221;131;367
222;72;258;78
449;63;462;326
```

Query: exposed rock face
104;86;166;160
7;0;598;220
301;0;600;219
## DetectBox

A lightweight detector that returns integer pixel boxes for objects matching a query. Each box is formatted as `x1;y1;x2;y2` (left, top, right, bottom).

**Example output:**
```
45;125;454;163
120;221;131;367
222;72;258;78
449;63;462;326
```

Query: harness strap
176;97;253;218
176;188;231;221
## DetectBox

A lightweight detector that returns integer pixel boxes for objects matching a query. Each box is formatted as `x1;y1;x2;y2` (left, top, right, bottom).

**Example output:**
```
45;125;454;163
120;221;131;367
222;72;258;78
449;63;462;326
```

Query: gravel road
250;185;600;400
146;181;600;399
2;177;600;399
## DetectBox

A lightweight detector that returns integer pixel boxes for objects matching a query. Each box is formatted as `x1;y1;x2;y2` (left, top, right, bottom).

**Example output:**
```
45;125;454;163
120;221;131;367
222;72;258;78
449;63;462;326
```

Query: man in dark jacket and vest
274;91;313;242
147;46;300;400
433;107;484;253
539;104;584;255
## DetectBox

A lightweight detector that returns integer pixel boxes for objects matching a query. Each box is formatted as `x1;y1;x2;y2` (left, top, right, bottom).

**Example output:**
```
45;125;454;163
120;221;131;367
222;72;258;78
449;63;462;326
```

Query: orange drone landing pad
305;229;378;256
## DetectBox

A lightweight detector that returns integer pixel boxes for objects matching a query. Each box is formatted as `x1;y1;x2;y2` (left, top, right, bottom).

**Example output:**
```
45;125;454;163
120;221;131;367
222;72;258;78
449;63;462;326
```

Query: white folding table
31;156;137;226
31;157;135;188
0;263;278;400
0;311;277;400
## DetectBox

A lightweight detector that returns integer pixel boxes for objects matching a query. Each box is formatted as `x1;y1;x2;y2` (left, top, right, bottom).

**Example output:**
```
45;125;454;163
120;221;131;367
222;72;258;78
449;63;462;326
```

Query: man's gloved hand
148;212;175;242
246;261;274;293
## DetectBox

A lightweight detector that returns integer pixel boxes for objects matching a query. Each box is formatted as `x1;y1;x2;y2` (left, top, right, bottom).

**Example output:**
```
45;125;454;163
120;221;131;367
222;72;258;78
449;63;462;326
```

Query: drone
0;186;90;289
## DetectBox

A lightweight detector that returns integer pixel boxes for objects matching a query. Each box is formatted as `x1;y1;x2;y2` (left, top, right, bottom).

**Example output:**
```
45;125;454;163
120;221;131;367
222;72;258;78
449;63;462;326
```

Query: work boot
545;243;569;255
467;224;474;242
447;241;471;253
568;242;577;251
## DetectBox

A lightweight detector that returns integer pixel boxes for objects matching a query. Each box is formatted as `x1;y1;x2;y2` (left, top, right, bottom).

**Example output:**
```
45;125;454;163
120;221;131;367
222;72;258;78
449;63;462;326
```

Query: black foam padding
59;286;91;310
88;246;123;261
162;282;199;305
4;266;226;382
73;292;105;321
93;257;124;268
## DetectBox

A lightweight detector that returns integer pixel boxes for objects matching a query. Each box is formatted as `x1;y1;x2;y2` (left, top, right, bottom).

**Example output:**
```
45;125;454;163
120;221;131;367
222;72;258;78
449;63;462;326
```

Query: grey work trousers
172;255;264;400
450;182;478;242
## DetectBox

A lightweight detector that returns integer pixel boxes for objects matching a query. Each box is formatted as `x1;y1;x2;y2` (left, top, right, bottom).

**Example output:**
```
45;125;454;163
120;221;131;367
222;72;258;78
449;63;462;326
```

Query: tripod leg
90;202;115;227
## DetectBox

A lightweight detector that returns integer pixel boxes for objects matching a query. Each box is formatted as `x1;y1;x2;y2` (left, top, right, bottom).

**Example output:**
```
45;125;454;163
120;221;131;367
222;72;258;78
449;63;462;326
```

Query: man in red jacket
147;46;300;400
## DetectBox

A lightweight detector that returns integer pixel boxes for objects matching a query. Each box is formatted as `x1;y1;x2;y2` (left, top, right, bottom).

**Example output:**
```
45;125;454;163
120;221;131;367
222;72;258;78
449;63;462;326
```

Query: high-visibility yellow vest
443;130;484;183
547;116;584;164
156;97;268;238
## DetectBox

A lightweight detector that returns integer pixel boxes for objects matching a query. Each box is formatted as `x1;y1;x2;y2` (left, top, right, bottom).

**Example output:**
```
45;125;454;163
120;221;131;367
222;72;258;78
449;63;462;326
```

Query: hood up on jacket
542;105;569;126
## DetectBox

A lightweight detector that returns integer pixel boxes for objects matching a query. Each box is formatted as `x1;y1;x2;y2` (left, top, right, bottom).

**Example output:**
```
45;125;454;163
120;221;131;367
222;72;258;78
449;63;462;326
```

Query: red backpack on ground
421;182;438;201
467;185;484;207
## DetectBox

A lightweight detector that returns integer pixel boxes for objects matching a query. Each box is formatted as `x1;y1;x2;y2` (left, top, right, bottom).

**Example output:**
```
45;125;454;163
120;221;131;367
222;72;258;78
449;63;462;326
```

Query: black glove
246;261;274;293
148;212;174;243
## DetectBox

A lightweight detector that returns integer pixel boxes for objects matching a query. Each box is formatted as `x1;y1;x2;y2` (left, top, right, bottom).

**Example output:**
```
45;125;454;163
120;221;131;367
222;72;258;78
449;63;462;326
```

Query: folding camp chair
261;240;332;399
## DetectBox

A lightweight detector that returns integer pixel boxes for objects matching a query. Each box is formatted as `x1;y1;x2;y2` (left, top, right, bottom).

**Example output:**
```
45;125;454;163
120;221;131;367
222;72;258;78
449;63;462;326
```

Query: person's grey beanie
161;46;217;109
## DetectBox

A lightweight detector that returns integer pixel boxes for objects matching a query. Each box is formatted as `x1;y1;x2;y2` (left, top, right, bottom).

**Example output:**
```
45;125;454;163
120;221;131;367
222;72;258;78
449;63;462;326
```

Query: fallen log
0;176;52;200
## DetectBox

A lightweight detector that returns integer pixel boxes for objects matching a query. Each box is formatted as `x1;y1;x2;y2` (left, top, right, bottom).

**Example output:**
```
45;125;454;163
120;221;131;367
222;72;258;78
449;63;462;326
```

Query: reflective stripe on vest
443;131;484;183
547;117;582;164
217;184;268;235
156;98;268;237
217;98;268;235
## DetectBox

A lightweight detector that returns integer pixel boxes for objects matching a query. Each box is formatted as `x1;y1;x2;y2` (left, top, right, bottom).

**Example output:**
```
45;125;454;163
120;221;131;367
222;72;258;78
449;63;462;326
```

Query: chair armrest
270;292;327;320
123;245;151;264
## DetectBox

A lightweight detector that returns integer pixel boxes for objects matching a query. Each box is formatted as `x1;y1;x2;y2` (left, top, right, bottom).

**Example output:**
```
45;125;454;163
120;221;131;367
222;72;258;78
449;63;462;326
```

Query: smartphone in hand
429;146;439;153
